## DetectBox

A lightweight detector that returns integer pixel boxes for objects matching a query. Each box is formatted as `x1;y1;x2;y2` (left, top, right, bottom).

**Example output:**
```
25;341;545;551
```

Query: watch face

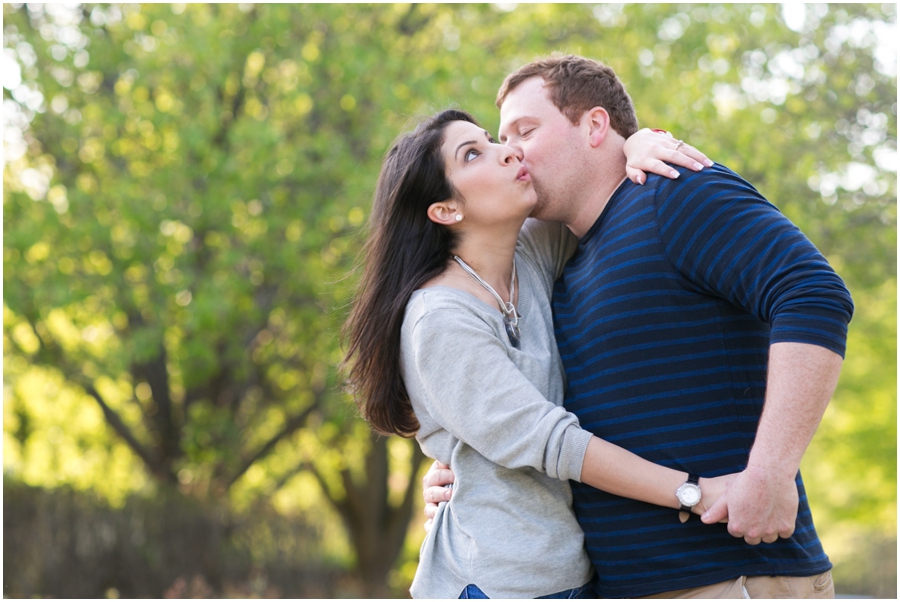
677;483;701;506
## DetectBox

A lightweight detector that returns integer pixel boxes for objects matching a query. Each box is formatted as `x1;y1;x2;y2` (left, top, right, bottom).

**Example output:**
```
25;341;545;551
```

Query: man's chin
528;196;547;219
528;202;556;222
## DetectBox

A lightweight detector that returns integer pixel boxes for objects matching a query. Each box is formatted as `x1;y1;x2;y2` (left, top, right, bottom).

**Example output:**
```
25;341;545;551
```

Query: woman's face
440;120;537;227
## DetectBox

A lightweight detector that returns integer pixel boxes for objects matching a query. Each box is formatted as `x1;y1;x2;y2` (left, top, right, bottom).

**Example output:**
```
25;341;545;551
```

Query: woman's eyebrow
454;130;493;160
454;140;478;160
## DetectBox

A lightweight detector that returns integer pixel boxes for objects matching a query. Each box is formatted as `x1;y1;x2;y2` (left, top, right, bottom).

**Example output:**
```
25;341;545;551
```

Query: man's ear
585;106;611;148
427;200;462;226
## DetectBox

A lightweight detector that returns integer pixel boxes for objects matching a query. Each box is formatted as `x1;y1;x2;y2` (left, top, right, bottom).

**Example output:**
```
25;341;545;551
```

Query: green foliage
4;3;896;596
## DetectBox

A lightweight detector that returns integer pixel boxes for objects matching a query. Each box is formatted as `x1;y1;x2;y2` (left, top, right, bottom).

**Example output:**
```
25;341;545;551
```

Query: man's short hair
496;54;639;138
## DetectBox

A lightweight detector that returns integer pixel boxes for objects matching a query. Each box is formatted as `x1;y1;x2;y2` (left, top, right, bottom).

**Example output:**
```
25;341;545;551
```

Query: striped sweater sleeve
653;164;854;357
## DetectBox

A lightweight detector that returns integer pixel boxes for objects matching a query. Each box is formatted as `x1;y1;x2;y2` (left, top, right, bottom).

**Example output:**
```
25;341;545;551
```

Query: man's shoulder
644;162;755;192
635;162;771;218
607;163;753;213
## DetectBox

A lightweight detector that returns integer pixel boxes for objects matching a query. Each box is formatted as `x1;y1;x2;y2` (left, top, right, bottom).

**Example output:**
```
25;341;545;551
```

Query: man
424;54;853;598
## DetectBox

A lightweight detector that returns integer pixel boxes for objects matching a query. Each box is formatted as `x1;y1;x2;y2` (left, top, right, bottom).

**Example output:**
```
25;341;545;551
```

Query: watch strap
678;473;700;523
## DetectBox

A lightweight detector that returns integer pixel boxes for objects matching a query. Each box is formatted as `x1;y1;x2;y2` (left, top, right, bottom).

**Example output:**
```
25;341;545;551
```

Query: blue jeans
459;583;592;599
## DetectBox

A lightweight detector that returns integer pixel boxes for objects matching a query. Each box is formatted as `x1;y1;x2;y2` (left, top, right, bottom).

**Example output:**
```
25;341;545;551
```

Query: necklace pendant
452;255;521;349
505;317;521;349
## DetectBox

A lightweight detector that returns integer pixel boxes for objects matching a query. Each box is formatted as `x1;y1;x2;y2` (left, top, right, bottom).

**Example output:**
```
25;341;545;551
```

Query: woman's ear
427;200;462;226
585;106;611;148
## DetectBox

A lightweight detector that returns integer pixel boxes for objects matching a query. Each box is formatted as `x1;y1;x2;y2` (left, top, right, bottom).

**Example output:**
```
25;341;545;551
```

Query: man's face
498;76;587;221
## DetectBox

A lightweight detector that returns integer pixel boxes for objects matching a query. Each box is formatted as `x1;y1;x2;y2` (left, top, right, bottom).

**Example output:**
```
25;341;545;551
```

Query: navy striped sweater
553;163;853;597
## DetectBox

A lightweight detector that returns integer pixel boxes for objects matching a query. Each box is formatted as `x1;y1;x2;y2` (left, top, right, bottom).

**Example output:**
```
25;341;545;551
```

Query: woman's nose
500;145;516;164
507;142;524;162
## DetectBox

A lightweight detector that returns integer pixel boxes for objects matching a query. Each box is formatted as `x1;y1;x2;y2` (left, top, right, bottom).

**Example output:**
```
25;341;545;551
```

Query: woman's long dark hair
342;109;478;437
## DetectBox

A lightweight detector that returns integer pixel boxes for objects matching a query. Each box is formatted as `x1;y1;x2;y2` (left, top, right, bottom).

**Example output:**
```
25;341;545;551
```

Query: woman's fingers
627;147;714;184
631;158;681;181
624;129;715;184
677;141;714;168
665;143;712;172
625;165;648;186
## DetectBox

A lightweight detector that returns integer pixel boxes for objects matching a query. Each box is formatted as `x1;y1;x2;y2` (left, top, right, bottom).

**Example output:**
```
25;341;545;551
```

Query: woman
343;110;731;599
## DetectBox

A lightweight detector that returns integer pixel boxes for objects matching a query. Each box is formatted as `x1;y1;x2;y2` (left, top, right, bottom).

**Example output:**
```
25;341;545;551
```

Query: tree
3;4;432;594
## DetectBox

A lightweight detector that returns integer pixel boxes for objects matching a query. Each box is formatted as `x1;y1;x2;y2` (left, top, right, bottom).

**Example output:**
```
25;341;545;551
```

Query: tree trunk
329;433;425;597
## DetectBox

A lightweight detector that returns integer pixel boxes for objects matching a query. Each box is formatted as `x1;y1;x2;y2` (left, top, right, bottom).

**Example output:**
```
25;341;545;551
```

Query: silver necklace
453;255;521;349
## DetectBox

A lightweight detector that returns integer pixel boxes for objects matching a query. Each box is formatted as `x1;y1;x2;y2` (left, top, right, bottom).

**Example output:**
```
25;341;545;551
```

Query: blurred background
3;3;896;598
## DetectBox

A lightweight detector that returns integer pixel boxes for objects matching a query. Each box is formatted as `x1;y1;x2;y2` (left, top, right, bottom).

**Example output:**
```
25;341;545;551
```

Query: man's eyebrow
498;118;527;141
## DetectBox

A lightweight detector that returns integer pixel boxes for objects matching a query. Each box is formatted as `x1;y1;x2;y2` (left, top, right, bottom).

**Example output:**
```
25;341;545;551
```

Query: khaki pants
639;571;834;599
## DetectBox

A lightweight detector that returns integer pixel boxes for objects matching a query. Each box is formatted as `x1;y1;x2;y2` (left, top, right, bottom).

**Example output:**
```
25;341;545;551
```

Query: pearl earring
455;214;463;222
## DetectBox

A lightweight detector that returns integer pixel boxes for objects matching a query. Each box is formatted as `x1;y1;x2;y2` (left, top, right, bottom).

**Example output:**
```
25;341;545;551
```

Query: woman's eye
465;149;479;162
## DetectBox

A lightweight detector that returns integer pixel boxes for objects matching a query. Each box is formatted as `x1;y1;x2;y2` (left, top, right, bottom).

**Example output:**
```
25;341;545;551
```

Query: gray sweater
401;219;593;599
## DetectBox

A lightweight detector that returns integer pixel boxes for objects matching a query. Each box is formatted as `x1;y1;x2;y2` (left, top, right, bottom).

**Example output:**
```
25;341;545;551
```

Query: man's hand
701;465;798;544
702;343;843;544
422;461;454;533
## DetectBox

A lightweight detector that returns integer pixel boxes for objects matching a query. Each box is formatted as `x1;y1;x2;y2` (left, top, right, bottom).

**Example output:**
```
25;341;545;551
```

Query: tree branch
132;345;180;465
389;442;426;534
301;457;351;517
84;384;174;483
10;313;175;485
396;4;431;36
224;392;323;490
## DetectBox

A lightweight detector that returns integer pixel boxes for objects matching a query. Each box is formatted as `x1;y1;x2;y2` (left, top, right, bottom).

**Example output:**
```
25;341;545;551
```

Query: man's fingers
731;522;763;545
422;465;454;489
727;519;747;540
762;534;779;544
423;485;452;505
421;461;453;527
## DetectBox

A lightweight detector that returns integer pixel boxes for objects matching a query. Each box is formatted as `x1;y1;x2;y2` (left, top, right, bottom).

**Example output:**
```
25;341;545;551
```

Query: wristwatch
676;474;701;523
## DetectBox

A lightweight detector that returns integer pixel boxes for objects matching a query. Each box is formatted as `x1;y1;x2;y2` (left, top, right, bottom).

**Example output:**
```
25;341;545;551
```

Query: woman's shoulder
516;218;579;283
517;218;570;252
404;287;494;331
400;288;504;376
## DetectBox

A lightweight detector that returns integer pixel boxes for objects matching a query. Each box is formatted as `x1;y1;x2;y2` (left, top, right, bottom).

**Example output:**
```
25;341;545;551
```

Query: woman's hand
694;473;736;521
623;128;714;185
